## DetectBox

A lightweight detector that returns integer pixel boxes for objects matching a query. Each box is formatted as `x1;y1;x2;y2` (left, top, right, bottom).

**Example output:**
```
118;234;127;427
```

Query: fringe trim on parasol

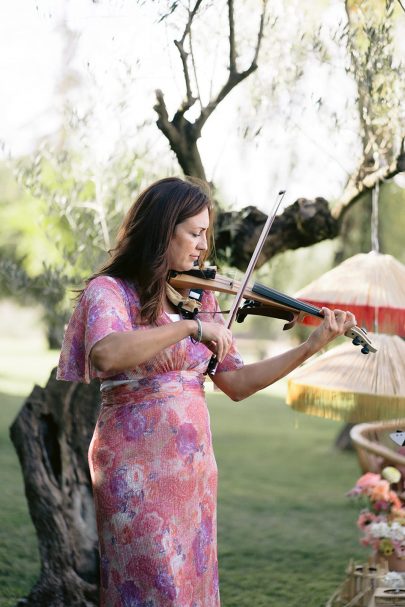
286;333;405;423
287;383;405;423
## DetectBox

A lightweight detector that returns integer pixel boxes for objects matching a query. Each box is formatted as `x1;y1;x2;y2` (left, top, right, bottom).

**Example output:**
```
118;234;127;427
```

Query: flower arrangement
348;467;405;561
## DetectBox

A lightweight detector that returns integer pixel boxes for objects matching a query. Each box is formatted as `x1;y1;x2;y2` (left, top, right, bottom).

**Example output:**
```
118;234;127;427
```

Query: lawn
0;327;367;607
213;393;365;606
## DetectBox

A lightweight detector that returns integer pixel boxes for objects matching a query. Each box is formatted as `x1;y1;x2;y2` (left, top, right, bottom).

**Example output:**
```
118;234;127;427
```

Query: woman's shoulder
84;275;139;299
85;275;122;291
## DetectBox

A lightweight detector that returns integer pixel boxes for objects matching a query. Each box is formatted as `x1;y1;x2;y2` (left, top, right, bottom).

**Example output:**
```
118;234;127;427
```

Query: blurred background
1;1;405;606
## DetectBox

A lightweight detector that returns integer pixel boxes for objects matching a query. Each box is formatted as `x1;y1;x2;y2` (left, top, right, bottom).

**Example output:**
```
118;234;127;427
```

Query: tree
8;1;405;604
153;0;405;268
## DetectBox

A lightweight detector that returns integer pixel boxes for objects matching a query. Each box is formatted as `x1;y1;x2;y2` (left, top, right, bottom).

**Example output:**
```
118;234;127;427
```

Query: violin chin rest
282;319;297;331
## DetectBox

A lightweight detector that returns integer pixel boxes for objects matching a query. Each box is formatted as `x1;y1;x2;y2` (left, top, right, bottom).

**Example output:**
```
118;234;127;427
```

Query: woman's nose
198;233;207;250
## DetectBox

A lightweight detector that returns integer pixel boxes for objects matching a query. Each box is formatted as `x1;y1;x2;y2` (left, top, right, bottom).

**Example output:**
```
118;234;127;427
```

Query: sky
1;0;404;211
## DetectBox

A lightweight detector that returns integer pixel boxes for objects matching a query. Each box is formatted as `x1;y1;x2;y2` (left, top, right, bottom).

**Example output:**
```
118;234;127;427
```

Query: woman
57;176;355;607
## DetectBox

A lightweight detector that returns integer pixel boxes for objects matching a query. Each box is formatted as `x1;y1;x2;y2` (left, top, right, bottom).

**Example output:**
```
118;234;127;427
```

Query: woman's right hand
197;321;233;363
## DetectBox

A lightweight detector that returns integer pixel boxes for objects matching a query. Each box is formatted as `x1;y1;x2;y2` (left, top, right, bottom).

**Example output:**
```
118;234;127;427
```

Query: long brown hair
87;176;214;323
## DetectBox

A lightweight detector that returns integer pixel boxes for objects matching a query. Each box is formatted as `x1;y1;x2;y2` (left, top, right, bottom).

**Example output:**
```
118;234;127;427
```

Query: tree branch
194;0;267;134
228;0;237;73
154;87;207;179
215;197;340;270
154;2;268;179
189;12;203;111
213;142;405;269
153;89;181;144
332;144;405;220
174;39;197;113
252;0;267;66
173;0;203;116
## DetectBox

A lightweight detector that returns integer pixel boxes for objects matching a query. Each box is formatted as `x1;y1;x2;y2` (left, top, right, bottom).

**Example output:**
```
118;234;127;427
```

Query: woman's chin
170;261;196;272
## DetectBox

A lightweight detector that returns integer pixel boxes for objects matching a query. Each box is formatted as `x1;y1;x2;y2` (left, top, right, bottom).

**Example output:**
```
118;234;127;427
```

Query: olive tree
7;1;405;604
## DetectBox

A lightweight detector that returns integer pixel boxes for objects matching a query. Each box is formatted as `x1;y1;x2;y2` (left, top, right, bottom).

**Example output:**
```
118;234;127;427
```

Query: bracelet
191;318;203;344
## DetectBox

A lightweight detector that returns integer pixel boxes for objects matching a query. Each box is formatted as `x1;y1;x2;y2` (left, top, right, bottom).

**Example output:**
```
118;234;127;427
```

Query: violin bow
207;189;287;375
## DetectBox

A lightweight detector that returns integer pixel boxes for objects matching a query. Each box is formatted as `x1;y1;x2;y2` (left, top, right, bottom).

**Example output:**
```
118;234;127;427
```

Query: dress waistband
101;370;205;406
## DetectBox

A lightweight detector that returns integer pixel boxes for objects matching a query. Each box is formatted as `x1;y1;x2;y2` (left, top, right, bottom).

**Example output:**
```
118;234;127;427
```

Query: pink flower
347;473;382;498
370;480;391;502
357;510;378;530
394;544;405;558
356;473;381;490
389;491;403;509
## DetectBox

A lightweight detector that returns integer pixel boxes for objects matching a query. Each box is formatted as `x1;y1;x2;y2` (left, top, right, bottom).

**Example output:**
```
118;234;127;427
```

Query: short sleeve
203;291;244;374
57;276;135;383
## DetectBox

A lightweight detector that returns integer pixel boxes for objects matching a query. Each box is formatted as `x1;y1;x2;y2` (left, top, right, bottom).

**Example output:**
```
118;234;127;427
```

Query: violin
168;267;377;354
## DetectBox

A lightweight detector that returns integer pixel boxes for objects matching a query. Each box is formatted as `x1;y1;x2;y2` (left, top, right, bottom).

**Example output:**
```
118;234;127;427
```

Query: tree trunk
10;369;101;606
334;423;355;452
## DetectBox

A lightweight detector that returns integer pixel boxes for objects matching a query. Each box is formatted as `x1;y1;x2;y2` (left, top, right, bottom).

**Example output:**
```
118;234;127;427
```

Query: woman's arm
211;308;356;401
90;318;233;374
90;321;196;373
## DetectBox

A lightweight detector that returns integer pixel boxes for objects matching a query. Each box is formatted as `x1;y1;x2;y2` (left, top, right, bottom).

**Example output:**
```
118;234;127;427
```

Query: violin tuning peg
361;346;369;355
352;336;362;346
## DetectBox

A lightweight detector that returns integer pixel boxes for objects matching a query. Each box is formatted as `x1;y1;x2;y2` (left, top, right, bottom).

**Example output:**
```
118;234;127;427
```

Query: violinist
57;176;356;607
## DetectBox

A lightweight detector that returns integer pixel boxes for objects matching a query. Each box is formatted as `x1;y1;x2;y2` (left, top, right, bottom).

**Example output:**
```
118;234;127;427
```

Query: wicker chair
350;420;405;474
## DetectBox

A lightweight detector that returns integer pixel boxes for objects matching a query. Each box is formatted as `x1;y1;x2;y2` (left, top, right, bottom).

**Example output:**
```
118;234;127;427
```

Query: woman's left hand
305;307;357;355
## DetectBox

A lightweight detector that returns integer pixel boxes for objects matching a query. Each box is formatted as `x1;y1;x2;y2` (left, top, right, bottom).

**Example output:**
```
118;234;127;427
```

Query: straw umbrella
286;333;405;423
294;252;405;336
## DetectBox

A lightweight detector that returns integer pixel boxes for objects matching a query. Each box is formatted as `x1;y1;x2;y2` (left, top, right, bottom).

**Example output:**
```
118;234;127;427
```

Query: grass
212;394;365;606
0;312;367;607
0;304;60;607
0;392;41;607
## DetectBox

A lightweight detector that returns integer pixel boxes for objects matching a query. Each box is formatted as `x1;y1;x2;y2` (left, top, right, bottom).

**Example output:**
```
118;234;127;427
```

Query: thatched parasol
286;333;405;422
294;252;405;336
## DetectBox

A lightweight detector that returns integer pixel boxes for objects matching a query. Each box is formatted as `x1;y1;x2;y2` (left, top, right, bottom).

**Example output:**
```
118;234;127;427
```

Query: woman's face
167;207;210;271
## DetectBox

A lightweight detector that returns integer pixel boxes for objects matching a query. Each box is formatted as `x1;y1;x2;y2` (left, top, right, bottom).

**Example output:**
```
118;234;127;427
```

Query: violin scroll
347;327;376;354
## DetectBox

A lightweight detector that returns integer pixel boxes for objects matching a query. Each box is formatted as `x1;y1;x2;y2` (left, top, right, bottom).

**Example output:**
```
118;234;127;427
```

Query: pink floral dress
57;276;243;607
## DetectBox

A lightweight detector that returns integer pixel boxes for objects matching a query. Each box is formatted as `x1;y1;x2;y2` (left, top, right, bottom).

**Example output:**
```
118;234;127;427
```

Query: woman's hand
197;321;233;363
305;307;357;355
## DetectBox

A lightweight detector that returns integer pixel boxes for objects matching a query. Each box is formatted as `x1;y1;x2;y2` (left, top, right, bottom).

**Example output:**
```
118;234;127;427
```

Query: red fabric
300;301;405;336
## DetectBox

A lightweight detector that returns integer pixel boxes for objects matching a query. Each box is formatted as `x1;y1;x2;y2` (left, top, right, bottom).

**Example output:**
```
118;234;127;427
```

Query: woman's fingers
333;309;347;331
306;307;356;352
200;322;232;362
216;329;233;362
321;307;357;336
304;306;359;355
343;311;357;331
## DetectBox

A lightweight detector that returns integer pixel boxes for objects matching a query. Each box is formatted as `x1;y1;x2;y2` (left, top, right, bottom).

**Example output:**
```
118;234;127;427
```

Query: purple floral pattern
57;276;244;606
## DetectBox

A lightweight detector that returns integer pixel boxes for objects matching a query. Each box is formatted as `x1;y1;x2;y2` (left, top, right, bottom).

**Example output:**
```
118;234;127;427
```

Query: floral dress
57;276;243;607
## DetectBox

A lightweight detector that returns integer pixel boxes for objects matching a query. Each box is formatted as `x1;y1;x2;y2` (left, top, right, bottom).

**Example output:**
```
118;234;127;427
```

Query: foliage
345;0;405;175
336;181;405;264
233;0;405;195
0;103;166;345
1;0;405;345
0;254;69;348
